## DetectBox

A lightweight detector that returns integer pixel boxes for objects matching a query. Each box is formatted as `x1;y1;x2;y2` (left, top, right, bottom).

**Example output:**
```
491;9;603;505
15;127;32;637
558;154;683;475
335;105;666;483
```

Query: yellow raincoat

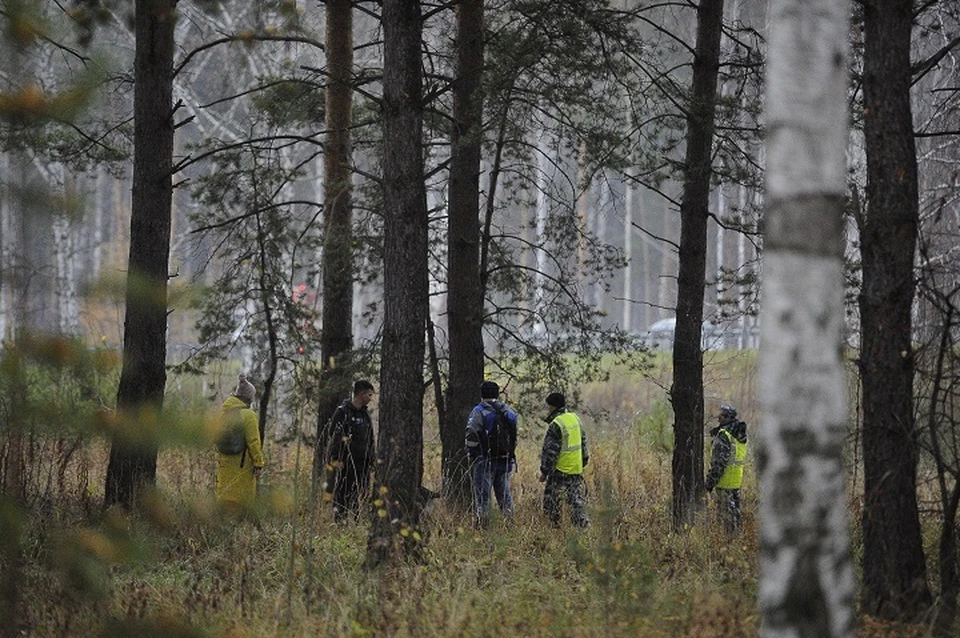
216;395;266;509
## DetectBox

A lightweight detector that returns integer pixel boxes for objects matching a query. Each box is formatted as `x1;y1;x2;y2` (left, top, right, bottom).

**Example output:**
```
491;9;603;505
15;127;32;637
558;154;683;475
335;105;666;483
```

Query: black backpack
216;410;247;455
484;407;515;459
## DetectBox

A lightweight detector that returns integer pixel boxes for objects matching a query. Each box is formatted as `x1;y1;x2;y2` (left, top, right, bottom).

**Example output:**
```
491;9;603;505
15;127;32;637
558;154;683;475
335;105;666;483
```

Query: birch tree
757;0;855;635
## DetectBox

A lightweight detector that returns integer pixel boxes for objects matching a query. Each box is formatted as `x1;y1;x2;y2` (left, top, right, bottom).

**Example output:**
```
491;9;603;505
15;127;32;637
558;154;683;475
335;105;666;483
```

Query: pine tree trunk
443;0;484;509
859;0;932;619
314;0;355;485
671;0;723;529
103;0;176;510
365;0;427;568
758;1;855;634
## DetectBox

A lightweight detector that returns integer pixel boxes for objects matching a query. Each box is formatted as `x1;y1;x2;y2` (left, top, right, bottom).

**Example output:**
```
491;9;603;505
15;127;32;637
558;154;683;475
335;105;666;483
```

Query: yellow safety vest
553;412;584;475
716;428;746;489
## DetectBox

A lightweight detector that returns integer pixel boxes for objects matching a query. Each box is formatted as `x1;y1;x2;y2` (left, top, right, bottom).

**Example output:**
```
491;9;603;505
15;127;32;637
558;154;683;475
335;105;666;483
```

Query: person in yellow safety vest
538;392;589;528
705;403;747;532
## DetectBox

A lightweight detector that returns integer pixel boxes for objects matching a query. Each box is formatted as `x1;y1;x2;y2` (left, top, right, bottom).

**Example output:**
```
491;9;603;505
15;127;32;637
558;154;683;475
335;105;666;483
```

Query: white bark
759;1;855;637
623;174;634;331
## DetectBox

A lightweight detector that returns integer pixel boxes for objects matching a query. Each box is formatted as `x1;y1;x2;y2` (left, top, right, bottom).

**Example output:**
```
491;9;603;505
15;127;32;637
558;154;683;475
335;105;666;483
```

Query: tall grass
3;345;940;636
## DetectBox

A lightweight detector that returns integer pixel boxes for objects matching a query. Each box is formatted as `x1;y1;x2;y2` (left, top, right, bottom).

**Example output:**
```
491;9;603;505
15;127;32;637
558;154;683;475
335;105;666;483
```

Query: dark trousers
543;471;589;527
332;461;370;523
714;487;742;532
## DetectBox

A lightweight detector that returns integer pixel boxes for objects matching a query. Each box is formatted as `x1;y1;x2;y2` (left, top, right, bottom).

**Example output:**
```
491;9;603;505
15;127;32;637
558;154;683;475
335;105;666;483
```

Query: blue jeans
471;457;514;526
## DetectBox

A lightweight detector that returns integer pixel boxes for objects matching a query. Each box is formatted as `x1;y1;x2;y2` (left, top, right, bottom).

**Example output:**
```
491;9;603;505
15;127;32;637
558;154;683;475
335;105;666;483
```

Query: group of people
213;374;748;533
213;375;376;518
465;380;590;529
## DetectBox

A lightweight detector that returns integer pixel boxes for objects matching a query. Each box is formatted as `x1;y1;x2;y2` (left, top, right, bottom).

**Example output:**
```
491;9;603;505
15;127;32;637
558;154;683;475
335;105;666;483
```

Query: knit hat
719;404;737;418
234;374;256;403
480;380;499;400
546;392;565;409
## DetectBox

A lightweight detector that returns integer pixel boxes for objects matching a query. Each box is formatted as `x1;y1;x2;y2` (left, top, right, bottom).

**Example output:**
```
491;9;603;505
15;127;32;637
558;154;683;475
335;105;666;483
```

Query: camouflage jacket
705;419;747;491
539;407;589;477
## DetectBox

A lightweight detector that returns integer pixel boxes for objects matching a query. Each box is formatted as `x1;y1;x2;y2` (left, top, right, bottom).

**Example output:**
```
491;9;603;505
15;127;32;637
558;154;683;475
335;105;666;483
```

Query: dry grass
4;355;945;637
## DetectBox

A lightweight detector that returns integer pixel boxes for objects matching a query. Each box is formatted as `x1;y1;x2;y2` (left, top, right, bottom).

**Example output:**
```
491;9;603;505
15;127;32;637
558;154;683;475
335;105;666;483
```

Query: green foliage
636;399;674;453
251;76;324;126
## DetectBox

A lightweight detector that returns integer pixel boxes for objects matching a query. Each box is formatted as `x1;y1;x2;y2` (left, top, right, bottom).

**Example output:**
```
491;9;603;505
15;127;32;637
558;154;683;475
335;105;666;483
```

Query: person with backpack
538;392;589;528
705;403;748;532
323;379;376;524
215;374;266;511
465;380;518;528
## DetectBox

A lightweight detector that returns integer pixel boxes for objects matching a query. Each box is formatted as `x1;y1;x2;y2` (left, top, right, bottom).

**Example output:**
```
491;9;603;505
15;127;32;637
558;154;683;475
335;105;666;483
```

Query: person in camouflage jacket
538;392;589;528
705;403;748;532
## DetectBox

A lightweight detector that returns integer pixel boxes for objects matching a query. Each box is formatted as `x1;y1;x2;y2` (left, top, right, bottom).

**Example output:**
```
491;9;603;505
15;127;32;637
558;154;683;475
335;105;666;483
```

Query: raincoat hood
222;395;250;411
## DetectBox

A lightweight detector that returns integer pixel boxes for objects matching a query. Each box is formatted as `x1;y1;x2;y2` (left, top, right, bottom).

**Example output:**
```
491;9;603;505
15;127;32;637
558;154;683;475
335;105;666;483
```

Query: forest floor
9;350;939;636
16;432;933;637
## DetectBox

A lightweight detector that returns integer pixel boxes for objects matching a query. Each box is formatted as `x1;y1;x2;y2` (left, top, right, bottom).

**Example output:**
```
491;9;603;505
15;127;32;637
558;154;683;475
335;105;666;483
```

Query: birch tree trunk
622;173;634;332
365;0;428;568
758;1;855;635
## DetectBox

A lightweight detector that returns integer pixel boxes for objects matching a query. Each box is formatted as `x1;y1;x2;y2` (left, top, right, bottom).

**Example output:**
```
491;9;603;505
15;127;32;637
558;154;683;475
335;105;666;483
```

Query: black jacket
325;399;375;470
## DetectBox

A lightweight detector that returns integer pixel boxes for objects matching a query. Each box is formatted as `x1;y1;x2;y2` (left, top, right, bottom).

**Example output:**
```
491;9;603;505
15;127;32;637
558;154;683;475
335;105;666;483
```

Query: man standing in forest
538;392;590;528
465;380;518;528
323;379;376;524
705;403;748;532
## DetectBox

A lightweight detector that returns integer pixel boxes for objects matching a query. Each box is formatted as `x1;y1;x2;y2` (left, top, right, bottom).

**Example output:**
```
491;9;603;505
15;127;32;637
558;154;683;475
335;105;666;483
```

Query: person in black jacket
324;380;376;523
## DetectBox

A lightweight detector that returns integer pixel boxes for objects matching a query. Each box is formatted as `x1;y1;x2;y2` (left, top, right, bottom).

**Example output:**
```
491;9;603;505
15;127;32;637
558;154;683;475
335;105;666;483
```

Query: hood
222;395;249;412
712;419;746;442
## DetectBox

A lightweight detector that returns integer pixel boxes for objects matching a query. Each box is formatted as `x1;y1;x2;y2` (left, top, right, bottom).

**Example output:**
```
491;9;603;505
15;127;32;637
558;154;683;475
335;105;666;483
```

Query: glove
509;457;517;473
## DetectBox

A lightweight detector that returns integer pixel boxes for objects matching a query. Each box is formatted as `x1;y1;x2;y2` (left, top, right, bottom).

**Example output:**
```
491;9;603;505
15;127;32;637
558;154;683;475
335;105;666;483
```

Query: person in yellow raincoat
216;374;266;510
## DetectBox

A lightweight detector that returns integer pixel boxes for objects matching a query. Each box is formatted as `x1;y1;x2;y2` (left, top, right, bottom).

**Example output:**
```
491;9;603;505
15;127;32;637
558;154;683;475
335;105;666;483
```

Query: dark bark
859;0;932;620
921;301;957;637
442;0;484;510
365;0;427;568
315;0;355;476
0;495;23;638
103;0;176;510
670;0;724;530
255;210;277;446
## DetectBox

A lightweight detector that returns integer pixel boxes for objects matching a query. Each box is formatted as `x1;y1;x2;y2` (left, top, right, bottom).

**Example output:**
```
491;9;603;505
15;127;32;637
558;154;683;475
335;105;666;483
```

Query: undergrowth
0;348;942;637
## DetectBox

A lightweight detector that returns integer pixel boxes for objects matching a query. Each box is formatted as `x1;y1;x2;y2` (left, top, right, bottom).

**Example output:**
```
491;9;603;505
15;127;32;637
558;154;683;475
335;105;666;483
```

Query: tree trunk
670;0;723;529
365;0;427;568
315;0;355;475
758;1;855;635
103;0;176;510
443;0;484;509
858;0;932;620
